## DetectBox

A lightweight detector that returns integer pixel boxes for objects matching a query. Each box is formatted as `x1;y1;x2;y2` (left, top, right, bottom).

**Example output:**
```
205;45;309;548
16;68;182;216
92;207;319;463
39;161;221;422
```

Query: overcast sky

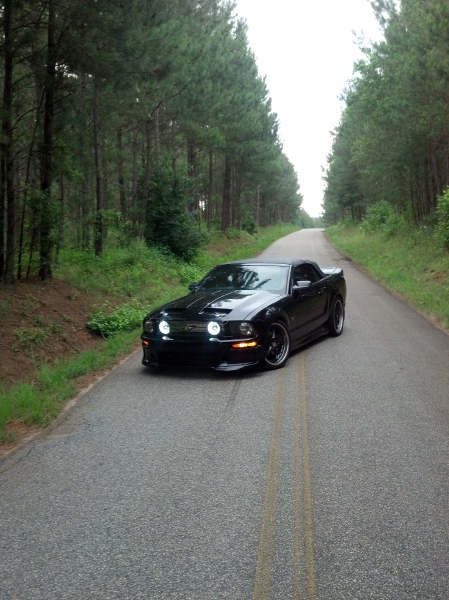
234;0;383;217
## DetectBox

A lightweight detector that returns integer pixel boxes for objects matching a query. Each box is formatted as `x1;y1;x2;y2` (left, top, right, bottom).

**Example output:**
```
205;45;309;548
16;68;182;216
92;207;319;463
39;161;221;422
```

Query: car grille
169;321;209;334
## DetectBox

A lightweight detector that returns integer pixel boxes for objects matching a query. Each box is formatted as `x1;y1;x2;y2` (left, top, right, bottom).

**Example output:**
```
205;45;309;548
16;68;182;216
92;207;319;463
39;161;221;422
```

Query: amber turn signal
231;341;257;349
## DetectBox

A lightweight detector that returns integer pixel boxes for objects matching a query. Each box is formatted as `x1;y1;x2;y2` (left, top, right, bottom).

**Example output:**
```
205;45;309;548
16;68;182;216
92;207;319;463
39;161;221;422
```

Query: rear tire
263;321;291;369
328;296;344;336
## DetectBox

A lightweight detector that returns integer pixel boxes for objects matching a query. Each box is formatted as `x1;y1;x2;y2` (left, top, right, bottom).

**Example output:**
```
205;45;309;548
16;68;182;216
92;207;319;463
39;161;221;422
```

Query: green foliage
0;223;299;441
87;300;145;337
298;209;319;229
242;221;257;235
15;327;49;346
58;242;174;299
0;330;138;440
327;222;449;330
360;201;403;236
3;0;302;283
174;262;205;286
145;165;203;261
435;188;449;249
225;226;242;240
324;0;449;226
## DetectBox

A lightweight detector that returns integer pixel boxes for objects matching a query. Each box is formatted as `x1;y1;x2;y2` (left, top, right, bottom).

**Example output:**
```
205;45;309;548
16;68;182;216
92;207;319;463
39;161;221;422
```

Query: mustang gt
141;258;346;371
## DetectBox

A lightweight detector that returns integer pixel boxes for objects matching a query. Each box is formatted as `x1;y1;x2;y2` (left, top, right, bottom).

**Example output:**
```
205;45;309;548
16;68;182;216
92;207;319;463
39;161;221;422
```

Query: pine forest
323;0;449;236
0;0;304;284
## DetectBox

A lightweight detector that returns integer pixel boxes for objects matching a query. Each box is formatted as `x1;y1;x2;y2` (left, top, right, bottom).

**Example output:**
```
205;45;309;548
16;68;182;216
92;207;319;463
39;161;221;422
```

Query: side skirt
293;327;329;350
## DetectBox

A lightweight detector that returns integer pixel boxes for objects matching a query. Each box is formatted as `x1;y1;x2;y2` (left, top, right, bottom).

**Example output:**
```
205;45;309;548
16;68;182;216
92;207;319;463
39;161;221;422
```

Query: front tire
263;321;291;369
328;296;344;336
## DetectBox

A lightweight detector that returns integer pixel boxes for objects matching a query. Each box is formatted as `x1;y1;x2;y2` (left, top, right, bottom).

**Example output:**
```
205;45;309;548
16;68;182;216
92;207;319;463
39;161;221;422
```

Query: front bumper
141;334;264;371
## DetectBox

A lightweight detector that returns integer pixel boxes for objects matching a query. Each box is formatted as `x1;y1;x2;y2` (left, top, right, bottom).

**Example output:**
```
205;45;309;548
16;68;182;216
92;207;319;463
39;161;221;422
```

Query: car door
301;264;330;327
286;264;329;342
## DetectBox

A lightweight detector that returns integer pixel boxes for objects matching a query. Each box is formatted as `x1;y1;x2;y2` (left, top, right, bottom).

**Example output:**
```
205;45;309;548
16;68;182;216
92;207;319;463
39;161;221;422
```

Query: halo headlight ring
159;320;170;334
207;321;221;336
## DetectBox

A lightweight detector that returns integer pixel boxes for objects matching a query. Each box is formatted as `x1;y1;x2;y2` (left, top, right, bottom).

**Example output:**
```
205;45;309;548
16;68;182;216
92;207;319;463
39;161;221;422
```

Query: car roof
222;257;311;267
220;257;325;276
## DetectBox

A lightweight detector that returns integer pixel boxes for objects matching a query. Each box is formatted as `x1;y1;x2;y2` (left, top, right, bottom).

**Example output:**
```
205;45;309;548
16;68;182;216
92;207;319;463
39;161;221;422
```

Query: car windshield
198;264;289;293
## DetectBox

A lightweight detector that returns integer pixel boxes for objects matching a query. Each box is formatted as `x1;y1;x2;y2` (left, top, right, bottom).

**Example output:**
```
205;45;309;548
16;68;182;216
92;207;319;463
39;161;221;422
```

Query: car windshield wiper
254;279;270;289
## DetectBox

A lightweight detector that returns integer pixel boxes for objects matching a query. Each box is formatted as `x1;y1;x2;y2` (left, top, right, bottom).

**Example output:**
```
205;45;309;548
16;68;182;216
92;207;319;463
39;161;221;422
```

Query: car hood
150;289;282;321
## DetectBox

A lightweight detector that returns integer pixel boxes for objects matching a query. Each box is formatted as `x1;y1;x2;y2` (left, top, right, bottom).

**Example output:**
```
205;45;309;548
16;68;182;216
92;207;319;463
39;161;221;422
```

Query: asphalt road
2;228;449;599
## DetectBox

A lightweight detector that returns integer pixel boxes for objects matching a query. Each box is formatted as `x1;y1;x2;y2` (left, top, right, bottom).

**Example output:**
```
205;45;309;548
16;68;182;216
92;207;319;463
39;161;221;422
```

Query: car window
293;264;321;284
199;265;289;292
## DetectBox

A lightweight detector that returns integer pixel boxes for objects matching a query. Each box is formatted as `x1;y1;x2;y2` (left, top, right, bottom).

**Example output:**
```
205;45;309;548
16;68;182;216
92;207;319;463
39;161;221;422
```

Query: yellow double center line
253;365;286;599
253;353;316;600
294;353;316;600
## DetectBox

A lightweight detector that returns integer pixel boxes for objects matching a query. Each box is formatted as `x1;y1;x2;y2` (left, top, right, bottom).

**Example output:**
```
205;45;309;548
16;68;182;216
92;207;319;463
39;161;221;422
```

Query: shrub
87;300;145;337
175;262;206;286
242;220;257;235
360;201;402;236
225;226;241;239
435;188;449;249
145;165;203;261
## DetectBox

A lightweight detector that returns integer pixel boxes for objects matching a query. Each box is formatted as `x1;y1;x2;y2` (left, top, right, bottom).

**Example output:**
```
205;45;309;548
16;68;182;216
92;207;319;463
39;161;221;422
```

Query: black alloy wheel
263;321;291;369
328;296;344;336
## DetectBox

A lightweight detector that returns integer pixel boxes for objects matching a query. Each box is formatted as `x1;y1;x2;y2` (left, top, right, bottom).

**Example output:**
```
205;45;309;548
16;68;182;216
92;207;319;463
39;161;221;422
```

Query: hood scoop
162;308;186;315
201;307;232;317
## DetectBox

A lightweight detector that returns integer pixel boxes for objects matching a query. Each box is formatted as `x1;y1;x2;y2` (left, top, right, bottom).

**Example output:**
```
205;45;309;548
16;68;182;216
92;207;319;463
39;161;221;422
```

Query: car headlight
144;320;154;333
239;322;254;336
207;321;221;335
159;320;170;334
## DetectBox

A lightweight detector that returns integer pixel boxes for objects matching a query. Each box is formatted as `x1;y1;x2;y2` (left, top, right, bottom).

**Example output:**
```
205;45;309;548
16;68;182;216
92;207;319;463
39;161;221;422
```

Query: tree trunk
430;142;442;200
26;172;38;279
56;173;64;257
81;177;90;250
171;119;176;172
93;78;104;256
39;0;56;280
256;185;261;227
0;151;5;280
17;90;41;281
207;150;213;230
78;74;90;250
140;118;152;239
2;0;15;284
131;117;138;234
187;139;199;214
117;126;127;216
221;156;231;231
154;106;161;168
231;170;241;228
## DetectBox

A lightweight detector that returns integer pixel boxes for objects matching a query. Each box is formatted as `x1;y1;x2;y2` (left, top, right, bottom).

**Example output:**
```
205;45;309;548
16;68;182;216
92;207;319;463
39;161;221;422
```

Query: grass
0;330;138;434
0;223;299;442
326;221;449;330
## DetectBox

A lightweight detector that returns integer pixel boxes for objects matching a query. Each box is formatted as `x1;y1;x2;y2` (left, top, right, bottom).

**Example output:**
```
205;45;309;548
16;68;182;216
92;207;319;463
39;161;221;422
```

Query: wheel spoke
329;297;344;336
264;322;290;368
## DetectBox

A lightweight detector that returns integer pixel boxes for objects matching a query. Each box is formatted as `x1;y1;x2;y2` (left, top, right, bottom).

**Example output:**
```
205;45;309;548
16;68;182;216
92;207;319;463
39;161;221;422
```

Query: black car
141;258;346;371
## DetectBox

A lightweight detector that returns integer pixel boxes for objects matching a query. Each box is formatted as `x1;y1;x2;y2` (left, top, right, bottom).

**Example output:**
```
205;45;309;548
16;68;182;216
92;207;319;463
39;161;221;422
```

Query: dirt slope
0;277;114;455
0;277;103;391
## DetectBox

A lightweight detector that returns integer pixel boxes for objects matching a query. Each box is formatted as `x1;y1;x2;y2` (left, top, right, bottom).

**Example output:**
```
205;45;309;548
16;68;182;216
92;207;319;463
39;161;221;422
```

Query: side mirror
292;280;311;292
188;282;198;291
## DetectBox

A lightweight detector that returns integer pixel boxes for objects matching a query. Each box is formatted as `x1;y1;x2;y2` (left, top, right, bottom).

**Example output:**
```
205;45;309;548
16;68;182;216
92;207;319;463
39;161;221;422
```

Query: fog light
144;320;154;333
239;322;254;335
